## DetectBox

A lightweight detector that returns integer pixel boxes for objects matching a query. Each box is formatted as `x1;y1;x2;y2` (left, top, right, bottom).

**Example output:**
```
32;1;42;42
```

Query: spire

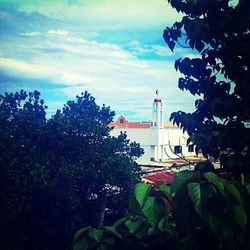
154;89;162;103
152;90;163;127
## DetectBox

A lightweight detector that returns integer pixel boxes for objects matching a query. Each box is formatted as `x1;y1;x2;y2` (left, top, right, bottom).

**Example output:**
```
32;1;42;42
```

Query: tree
73;172;249;250
73;1;250;250
163;0;250;177
0;90;143;249
162;0;250;248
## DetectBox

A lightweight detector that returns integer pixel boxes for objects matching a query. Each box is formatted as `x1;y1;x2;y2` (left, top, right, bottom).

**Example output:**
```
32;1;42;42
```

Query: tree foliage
73;1;250;250
164;0;250;174
74;169;250;250
0;90;143;249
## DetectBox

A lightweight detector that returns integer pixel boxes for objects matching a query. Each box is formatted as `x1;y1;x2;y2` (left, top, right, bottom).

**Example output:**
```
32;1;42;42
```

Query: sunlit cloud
47;29;69;36
1;0;182;30
0;0;197;121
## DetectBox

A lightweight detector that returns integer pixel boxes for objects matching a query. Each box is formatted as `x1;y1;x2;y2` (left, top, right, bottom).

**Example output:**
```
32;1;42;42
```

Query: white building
110;95;195;163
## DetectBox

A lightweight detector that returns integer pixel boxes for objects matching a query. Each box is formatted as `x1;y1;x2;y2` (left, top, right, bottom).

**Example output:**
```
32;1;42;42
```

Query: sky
0;0;199;122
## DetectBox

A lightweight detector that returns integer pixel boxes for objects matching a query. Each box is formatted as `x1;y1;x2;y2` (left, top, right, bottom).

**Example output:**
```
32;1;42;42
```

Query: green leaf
135;183;151;207
125;217;143;234
74;226;92;242
204;172;225;195
156;182;171;194
113;217;126;228
188;183;221;234
73;239;89;250
232;204;247;231
158;214;169;232
88;228;103;242
141;196;162;227
224;181;243;204
135;226;148;239
245;184;250;195
147;225;157;235
171;170;193;195
187;182;201;215
104;226;122;239
204;211;221;235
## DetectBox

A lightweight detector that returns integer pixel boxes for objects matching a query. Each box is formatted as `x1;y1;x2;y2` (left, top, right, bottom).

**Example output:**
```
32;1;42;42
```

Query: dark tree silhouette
164;0;250;177
0;90;143;249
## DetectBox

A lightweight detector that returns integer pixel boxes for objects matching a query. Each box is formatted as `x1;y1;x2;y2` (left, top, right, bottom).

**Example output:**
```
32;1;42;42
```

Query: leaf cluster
0;90;143;249
74;163;250;250
164;0;250;166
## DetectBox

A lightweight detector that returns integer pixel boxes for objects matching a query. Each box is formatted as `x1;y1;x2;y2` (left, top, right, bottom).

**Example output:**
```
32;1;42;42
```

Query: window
174;145;182;154
188;144;194;152
120;119;124;124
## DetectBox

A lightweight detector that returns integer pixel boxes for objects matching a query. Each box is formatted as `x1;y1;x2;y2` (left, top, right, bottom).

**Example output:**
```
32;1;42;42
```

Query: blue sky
0;0;198;121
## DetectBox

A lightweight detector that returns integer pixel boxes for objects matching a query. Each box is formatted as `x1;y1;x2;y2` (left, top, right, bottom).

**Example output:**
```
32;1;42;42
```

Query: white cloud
152;45;172;56
128;40;140;47
21;30;70;37
0;0;198;121
47;29;69;36
12;0;182;30
21;32;41;37
1;30;196;121
0;57;92;85
0;58;50;78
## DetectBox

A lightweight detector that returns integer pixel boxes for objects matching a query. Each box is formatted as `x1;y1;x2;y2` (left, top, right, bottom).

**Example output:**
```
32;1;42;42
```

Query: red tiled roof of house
109;115;177;129
109;115;151;129
143;171;175;185
109;122;151;129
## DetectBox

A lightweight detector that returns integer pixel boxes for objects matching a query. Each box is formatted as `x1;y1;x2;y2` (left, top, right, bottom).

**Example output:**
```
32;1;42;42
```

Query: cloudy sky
0;0;198;121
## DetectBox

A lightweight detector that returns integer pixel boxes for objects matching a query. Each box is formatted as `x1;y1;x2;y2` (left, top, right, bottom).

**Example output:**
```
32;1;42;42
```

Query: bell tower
151;90;164;162
152;90;163;128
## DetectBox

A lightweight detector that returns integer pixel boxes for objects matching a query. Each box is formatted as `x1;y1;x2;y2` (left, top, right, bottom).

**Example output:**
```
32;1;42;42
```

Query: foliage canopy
74;1;250;250
0;90;143;249
164;0;250;172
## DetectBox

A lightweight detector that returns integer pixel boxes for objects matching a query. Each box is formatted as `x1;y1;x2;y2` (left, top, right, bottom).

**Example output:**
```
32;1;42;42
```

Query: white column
151;95;164;162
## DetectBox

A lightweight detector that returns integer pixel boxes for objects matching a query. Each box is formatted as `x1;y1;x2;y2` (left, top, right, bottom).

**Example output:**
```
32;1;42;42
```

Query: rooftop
109;115;177;129
142;171;175;185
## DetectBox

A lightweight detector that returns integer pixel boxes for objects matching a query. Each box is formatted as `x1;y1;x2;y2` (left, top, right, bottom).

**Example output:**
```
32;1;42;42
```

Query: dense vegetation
74;0;250;250
73;171;250;250
0;90;143;249
164;0;250;169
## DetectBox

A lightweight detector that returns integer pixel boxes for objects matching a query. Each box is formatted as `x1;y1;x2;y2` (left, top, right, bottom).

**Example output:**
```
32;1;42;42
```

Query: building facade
110;96;195;163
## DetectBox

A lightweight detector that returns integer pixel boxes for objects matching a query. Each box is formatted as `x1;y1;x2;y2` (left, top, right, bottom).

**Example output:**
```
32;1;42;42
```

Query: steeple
152;90;163;128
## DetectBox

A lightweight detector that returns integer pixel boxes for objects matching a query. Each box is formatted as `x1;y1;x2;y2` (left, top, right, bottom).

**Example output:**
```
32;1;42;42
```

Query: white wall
110;127;195;162
110;128;157;146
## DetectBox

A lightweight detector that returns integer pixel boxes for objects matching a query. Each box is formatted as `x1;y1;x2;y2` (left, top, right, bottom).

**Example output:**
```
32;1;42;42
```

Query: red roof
109;115;151;129
143;171;175;185
109;116;177;129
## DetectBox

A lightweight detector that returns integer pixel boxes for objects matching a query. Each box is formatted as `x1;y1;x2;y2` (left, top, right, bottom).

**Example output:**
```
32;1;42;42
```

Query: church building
109;95;195;163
